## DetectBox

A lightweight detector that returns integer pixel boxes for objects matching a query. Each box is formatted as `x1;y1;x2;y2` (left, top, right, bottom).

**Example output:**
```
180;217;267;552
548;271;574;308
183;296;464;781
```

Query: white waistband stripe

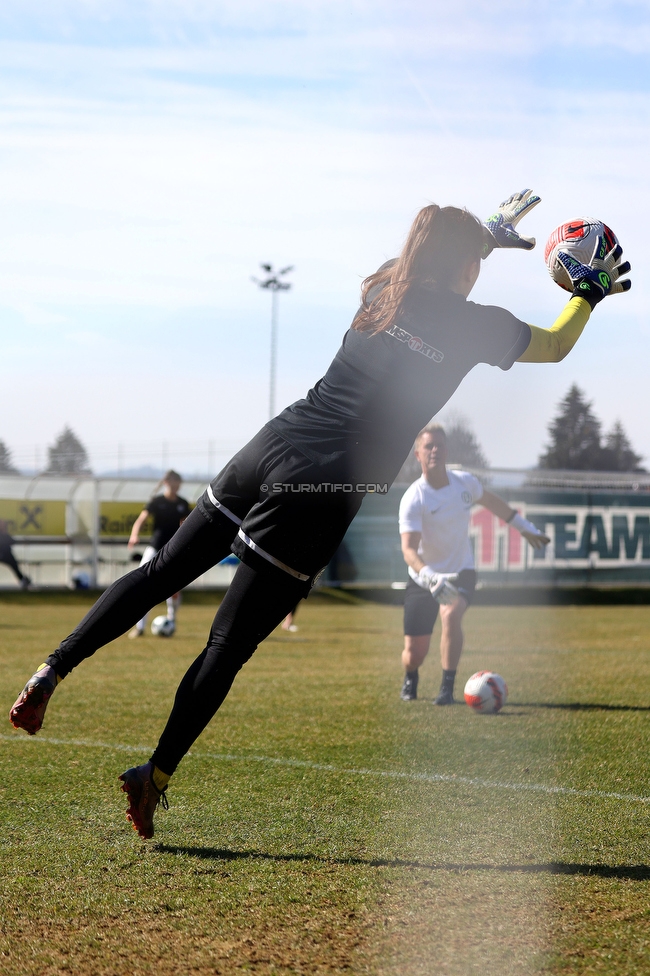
237;528;310;581
206;485;242;526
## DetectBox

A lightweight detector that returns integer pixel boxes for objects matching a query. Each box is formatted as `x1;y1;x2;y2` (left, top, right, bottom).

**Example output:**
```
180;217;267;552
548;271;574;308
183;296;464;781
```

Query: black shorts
403;569;477;636
197;426;365;588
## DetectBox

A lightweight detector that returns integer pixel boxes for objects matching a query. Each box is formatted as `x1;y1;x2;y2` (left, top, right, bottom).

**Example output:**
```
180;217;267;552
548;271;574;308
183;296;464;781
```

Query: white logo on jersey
387;324;444;363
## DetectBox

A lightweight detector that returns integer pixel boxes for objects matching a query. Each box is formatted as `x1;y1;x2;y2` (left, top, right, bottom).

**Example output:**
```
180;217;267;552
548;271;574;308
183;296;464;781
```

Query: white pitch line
2;732;649;805
0;733;150;754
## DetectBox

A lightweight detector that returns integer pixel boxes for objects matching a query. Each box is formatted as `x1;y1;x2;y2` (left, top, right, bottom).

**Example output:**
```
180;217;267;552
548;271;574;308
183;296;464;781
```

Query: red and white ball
544;218;618;292
464;671;508;714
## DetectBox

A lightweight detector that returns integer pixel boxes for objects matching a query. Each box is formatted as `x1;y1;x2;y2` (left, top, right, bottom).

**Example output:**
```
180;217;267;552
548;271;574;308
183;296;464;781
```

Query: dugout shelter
1;470;650;592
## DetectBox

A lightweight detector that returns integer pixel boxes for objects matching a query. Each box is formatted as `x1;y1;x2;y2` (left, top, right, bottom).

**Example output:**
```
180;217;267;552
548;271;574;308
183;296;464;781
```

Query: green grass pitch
2;591;650;975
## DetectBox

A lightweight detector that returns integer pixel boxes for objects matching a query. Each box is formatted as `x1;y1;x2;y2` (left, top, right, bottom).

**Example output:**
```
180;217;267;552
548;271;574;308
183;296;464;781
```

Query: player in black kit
0;520;31;589
10;191;631;839
126;470;190;637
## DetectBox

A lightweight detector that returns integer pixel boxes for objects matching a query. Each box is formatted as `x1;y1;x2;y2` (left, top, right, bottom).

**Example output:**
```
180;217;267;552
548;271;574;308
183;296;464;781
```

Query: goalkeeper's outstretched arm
517;296;591;363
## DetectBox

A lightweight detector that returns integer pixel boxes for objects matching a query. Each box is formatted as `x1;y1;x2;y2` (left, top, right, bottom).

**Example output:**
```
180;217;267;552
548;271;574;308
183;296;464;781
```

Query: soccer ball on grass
464;671;508;714
544;218;619;292
151;615;175;637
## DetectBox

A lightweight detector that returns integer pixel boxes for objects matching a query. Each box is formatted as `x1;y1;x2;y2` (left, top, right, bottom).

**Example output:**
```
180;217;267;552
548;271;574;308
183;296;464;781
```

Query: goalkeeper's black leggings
47;425;363;774
46;505;308;774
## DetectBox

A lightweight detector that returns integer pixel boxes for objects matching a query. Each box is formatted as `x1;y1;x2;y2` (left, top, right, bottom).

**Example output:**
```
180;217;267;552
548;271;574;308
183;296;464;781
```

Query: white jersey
398;469;484;577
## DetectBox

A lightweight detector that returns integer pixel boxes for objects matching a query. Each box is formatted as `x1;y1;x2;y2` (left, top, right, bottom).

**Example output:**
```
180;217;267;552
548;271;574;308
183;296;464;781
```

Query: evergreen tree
539;386;645;471
0;440;18;474
601;420;645;472
45;426;91;475
538;385;603;470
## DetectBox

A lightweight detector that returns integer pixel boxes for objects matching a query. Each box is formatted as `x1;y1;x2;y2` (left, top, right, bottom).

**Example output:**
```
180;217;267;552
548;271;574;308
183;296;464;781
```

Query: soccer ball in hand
464;671;508;714
151;615;175;637
544;219;618;292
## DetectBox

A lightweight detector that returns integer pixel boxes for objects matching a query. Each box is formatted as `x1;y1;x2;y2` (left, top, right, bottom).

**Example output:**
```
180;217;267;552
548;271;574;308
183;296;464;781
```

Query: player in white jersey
398;424;550;704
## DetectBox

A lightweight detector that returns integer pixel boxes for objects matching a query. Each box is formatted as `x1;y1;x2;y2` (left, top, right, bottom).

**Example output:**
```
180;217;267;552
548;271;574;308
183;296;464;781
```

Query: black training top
144;495;191;550
267;282;530;485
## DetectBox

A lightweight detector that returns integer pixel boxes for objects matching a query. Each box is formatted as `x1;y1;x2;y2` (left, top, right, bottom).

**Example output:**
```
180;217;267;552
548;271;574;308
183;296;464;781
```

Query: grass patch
2;599;650;973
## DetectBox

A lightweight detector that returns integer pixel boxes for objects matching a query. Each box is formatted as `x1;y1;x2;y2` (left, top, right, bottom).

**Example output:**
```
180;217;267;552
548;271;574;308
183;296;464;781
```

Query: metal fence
2;470;650;590
0;475;235;589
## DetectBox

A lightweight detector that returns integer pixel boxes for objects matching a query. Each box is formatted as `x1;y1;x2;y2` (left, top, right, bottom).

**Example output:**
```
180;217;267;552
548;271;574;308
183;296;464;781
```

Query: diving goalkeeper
10;190;631;841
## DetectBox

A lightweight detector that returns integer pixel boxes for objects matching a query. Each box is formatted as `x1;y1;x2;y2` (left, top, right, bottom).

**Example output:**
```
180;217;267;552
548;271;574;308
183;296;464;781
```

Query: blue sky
1;0;649;472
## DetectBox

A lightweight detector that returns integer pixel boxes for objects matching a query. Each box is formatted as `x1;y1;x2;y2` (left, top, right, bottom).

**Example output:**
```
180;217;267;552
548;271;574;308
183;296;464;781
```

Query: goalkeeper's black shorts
403;570;477;636
197;425;365;589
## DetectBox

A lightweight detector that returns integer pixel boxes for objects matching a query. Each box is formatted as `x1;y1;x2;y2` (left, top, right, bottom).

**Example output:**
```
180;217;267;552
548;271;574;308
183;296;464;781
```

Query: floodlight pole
252;263;293;420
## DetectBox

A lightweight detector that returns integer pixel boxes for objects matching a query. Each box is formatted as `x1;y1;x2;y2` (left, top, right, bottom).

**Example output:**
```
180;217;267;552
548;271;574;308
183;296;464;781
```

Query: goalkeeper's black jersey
268;283;530;485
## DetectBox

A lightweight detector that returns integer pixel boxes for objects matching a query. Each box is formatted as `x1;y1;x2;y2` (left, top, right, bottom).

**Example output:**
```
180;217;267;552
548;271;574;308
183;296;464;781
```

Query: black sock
406;669;419;679
441;669;456;692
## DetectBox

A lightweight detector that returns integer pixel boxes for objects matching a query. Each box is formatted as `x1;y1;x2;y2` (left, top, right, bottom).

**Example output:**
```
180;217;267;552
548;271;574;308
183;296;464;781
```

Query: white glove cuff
415;566;436;591
510;512;540;536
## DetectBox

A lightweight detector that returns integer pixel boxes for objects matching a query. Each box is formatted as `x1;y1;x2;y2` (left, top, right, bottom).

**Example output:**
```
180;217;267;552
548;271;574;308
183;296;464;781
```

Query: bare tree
395;413;488;483
444;413;489;469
